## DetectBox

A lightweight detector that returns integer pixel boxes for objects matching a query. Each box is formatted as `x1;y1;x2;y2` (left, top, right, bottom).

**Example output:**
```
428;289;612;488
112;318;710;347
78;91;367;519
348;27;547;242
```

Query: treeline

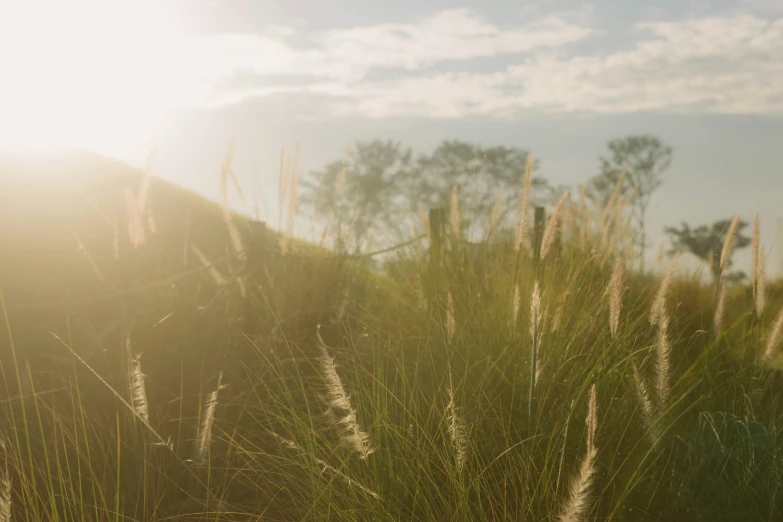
301;135;754;281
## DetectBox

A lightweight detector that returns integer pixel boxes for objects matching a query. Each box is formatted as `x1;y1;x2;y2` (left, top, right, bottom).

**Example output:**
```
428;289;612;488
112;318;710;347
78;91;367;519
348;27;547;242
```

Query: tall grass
2;158;783;521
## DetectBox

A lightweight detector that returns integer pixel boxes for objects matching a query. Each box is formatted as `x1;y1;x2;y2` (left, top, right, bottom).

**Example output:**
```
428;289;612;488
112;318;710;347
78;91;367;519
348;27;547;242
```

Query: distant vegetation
0;143;782;521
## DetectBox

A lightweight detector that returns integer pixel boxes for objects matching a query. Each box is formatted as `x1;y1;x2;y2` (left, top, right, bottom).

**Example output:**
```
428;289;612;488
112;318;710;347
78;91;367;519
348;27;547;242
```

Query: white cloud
181;11;783;118
182;9;592;105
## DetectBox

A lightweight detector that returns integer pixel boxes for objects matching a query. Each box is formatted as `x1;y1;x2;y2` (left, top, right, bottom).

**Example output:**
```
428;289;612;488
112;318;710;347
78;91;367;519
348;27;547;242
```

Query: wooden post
533;206;546;265
429;208;446;271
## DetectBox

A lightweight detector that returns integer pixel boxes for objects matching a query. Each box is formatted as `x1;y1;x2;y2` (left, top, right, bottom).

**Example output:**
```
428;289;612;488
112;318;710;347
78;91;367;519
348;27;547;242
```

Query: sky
1;0;782;273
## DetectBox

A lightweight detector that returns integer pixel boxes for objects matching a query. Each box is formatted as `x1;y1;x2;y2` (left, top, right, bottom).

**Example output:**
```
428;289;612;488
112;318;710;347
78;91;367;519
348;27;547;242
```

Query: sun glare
0;0;187;157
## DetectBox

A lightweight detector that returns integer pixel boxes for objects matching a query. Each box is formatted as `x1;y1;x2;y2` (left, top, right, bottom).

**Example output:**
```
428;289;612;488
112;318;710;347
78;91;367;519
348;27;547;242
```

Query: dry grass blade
269;432;381;500
447;292;457;343
608;258;624;338
197;371;224;464
190;245;228;286
316;329;374;459
51;334;172;450
511;284;521;335
220;141;246;261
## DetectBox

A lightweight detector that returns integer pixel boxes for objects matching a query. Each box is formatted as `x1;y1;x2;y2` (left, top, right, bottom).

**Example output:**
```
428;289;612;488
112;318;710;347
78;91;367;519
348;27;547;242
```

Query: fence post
533;206;546;265
429;208;446;271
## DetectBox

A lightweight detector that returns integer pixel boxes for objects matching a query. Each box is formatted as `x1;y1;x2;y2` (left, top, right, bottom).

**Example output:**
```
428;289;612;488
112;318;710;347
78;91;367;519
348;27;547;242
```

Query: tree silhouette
300;140;413;249
414;141;550;238
301;139;551;249
590;135;673;270
664;219;751;283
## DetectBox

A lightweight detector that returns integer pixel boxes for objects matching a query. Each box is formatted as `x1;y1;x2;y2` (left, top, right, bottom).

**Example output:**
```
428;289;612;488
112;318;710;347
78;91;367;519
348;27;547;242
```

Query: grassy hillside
1;152;783;521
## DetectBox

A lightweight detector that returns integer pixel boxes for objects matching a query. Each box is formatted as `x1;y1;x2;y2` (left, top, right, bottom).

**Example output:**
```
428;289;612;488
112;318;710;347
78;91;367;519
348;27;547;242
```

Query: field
1;152;783;521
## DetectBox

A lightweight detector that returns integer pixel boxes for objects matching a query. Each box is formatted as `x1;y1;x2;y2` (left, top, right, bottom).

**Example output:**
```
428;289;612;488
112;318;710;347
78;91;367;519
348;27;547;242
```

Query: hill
1;151;783;520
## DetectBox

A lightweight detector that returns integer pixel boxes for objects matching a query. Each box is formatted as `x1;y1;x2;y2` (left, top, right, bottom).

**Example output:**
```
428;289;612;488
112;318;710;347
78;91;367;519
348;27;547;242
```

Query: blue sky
1;0;782;273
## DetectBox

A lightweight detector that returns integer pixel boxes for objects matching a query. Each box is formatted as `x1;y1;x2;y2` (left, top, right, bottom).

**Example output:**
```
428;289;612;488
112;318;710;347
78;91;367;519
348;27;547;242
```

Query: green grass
2;155;783;521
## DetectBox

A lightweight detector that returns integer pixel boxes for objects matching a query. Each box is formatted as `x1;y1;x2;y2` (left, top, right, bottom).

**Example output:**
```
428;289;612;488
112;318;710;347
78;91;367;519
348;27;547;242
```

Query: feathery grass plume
656;242;666;268
269;431;381;500
720;213;741;273
655;311;671;411
125;188;147;248
608;258;624;338
190;244;227;286
52;334;173;450
446;292;457;343
756;247;766;319
530;281;542;343
555;400;574;497
529;280;542;427
196;371;223;464
220;141;246;261
752;212;760;295
447;371;468;472
514;154;534;252
129;349;149;424
650;255;677;326
604;169;626;218
450;184;461;243
632;364;658;442
316;329;374;459
541;192;568;261
0;437;10;522
558;384;598;522
714;282;726;337
511;284;521;335
764;307;783;360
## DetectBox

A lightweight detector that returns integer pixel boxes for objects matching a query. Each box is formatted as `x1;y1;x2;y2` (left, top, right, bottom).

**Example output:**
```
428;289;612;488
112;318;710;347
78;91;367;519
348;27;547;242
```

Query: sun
0;0;188;156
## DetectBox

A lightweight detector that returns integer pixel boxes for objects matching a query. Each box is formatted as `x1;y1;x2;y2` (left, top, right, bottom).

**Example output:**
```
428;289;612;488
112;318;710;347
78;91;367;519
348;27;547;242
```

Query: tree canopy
589;135;673;270
664;218;751;283
301;139;551;247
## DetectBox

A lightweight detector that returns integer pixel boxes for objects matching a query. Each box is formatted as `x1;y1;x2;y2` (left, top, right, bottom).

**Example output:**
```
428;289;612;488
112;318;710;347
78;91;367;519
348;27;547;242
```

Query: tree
301;139;552;250
413;140;550;239
590;135;673;270
300;140;413;249
664;219;751;283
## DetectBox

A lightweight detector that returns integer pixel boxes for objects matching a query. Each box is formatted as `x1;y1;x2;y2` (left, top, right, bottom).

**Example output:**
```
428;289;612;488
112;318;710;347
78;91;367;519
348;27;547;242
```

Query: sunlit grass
1;156;783;521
